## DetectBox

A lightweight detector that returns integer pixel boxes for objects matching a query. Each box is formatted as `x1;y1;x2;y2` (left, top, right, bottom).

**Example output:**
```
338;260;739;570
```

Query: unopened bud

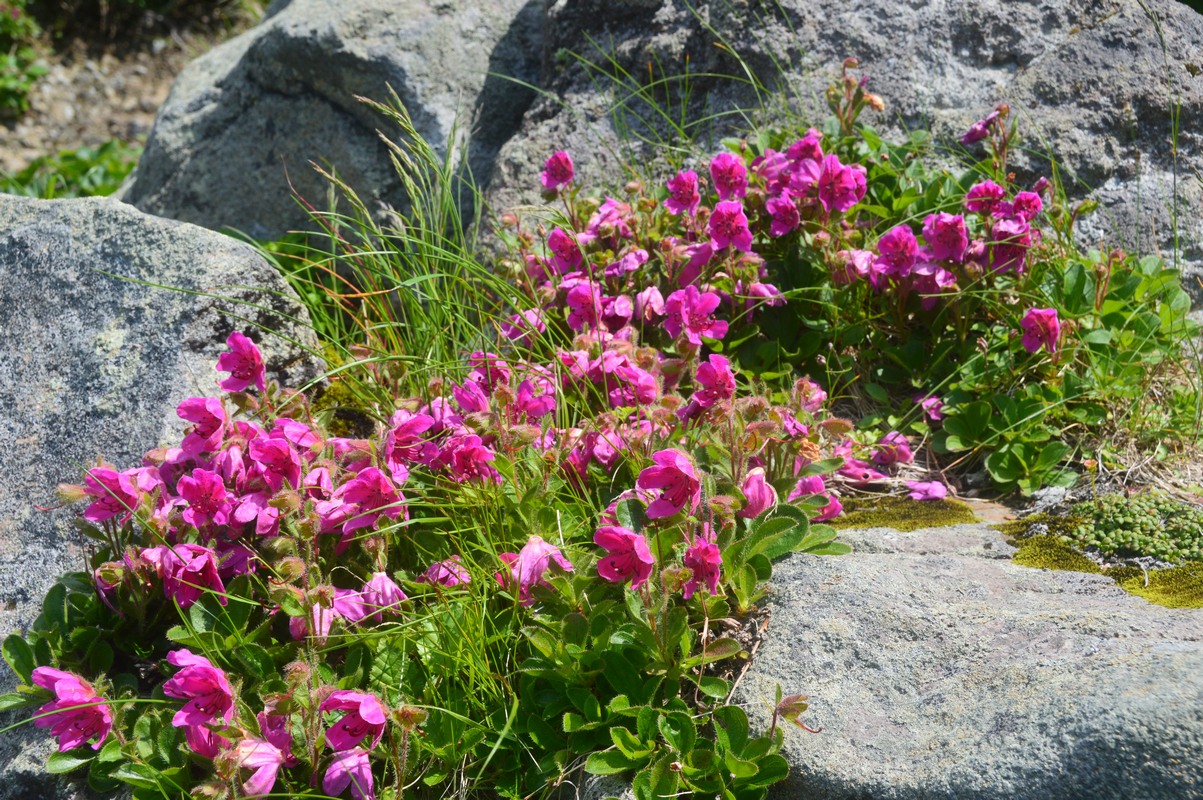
276;557;307;583
269;490;302;513
818;418;854;436
393;705;429;728
56;483;88;505
509;424;543;445
283;661;311;688
624;180;643;194
499;212;519;228
865;93;885;111
843;56;859;69
190;780;229;799
263;536;297;559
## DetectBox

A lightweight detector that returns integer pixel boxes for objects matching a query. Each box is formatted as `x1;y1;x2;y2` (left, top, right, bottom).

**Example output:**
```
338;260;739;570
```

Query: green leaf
562;712;586;733
233;643;275;681
658;711;696;754
615;499;648;534
0;692;33;711
745;753;790;787
585;750;639;776
724;752;759;779
691;675;730;699
682;638;744;669
3;634;35;683
46;751;93;774
712;705;749;753
611;726;654;760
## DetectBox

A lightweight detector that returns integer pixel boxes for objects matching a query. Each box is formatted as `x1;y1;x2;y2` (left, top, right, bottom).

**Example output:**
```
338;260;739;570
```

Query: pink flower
500;308;546;343
922;212;968;262
513;378;556;422
682;532;721;600
812;494;843;522
31;668;112;752
1020;308;1061;354
636;286;666;322
793;377;827;413
384;410;437;470
248;437;302;491
452;379;489;414
288;598;338;646
361;572;407;622
906;480;948;501
339;468;406;535
964;180;1006;214
766;194;800;237
594;525;655;589
708;201;753;252
739;468;777;519
232;738;286;798
786;131;823;163
178;468;232;528
566;281;603;331
418;555;470;587
875;224;919;278
990;216;1032;273
600;294;634;332
436;434;500;484
710;152;748;200
787;474;825;502
664;286;729;345
502;535;574;605
604;248;649;278
917;394;944;422
816;154;866;213
183;724;228;759
216;331;266;394
163;649;234;728
665;169;701;215
960;110;999;145
872;432;915;467
321;690;387;751
1011;191;1043;222
689;354;736;410
257;700;296;765
547;228;583;273
324;747;375;800
82;467;141;523
637;449;701;519
541;150;574;191
142;543;226;609
178;397;227;454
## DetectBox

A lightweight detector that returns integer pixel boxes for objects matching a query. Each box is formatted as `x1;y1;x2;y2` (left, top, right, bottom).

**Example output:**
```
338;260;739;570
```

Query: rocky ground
0;20;257;174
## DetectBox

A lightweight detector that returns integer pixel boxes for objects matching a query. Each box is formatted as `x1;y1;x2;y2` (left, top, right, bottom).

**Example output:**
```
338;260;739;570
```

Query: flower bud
393;705;429;728
190;780;229;799
843;56;859;69
263;535;298;559
269;490;302;513
624;180;643;194
56;483;88;505
276;556;307;583
283;661;311;688
818;418;854;436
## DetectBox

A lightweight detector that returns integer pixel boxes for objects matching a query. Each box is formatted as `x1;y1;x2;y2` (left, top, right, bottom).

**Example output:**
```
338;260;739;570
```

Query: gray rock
485;0;1203;295
735;523;1203;799
121;0;544;240
0;195;320;799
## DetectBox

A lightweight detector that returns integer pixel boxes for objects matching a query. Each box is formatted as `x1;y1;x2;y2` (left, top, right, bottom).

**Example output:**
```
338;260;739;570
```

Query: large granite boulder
735;523;1203;799
486;0;1203;293
120;0;544;240
0;195;321;798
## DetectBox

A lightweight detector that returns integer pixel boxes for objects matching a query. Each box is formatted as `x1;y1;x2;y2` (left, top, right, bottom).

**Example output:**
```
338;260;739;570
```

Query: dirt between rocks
0;28;246;174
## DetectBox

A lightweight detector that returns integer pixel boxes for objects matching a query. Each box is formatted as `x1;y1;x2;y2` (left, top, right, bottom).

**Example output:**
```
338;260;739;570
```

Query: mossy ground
997;517;1203;609
830;496;979;531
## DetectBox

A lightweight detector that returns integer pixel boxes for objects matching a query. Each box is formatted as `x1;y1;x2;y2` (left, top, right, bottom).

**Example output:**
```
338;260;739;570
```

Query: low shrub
0;1;45;117
0;138;141;197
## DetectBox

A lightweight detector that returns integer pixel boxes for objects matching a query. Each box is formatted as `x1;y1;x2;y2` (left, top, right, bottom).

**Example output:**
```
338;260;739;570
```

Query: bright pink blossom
339;467;406;535
766;194;800;237
178;397;227;455
216;331;266;393
665;169;701;215
965;180;1006;214
163;648;234;728
321;690;387;751
540;150;574;191
600;294;634;332
875;224;919;278
362;572;407;622
82;467;140;523
232;738;286;798
1011;191;1043;222
637;449;701;519
708;200;753;252
1020;308;1061;354
990;216;1032;273
605;248;649;278
872;432;915;467
907;480;948;501
324;747;376;800
816;154;866;213
793;377;827;413
710;152;748;200
142;543;226;609
664;286;729;345
452;379;490;414
502;535;574;605
636;286;665;321
566;281;603;331
500;308;546;342
183;724;228;759
31;668;112;752
418;555;470;587
960;111;999;145
547;228;583;274
917;394;944;422
739;468;777;519
922;212;968;262
682;532;721;600
693;354;736;408
248;437;302;491
786;131;823;163
593;525;655;589
178;468;231;528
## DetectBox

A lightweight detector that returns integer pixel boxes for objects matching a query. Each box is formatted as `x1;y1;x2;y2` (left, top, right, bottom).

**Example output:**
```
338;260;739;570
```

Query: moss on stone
311;378;378;438
830;496;979;532
994;512;1087;540
1117;563;1203;609
1011;535;1103;574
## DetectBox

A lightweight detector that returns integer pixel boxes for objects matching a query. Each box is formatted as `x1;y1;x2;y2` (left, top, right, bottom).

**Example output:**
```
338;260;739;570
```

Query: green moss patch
995;512;1086;540
1116;563;1203;609
1011;535;1102;574
831;496;979;532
